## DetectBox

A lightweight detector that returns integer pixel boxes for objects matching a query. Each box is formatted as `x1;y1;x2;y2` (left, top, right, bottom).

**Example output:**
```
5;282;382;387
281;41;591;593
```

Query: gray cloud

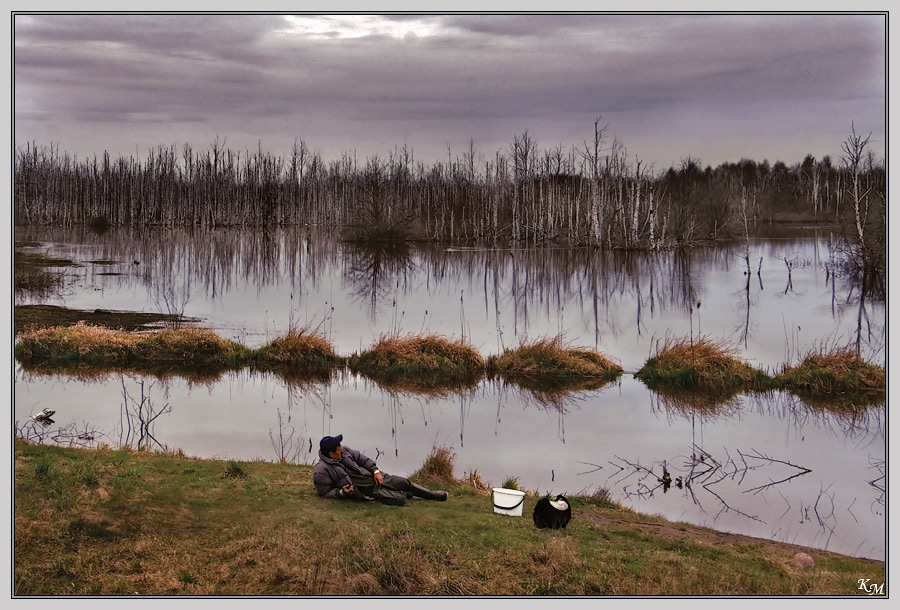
14;12;885;170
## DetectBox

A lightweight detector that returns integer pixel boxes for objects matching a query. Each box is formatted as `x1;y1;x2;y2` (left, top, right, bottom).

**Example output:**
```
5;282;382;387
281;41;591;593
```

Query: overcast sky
13;12;887;173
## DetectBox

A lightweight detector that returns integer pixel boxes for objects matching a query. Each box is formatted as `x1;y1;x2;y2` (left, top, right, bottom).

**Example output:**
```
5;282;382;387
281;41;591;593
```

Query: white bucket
492;488;526;516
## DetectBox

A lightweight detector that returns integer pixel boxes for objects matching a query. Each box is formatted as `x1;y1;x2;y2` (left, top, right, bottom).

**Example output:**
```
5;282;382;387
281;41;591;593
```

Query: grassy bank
13;438;883;596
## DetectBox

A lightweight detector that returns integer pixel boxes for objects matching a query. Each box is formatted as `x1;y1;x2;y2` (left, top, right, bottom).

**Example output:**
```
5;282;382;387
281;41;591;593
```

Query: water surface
14;225;885;560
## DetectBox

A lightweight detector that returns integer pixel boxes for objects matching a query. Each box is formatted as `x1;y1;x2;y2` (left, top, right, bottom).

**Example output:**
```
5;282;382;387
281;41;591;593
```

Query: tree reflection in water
12;224;885;559
342;241;415;325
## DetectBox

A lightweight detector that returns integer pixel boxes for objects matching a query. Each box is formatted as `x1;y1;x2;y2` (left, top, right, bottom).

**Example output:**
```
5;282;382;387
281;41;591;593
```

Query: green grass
500;476;521;491
13;437;884;596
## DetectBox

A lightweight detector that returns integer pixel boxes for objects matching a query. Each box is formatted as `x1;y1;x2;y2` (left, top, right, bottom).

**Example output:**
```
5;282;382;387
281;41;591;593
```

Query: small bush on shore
410;446;456;485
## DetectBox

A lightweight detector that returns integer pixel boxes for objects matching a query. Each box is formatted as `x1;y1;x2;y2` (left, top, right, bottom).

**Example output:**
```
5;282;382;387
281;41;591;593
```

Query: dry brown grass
460;469;491;494
348;334;486;389
776;346;885;408
16;323;249;364
636;335;770;392
778;346;885;392
410;446;456;485
254;327;344;376
489;335;622;380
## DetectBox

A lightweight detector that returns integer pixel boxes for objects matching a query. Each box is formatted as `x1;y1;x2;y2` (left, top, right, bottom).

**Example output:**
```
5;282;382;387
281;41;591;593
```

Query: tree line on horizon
13;121;885;278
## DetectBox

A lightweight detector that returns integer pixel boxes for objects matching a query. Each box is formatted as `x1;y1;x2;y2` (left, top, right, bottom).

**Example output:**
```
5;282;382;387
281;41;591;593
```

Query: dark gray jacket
313;445;378;499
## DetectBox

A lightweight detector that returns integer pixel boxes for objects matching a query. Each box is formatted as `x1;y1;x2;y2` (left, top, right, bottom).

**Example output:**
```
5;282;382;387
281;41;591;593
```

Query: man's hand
341;483;354;495
373;471;384;485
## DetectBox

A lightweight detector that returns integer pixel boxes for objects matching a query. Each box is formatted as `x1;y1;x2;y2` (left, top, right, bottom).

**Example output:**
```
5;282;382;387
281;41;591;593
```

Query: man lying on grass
314;434;448;505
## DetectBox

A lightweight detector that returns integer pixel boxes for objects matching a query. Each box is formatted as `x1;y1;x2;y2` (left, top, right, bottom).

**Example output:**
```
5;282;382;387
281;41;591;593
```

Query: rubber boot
408;482;447;501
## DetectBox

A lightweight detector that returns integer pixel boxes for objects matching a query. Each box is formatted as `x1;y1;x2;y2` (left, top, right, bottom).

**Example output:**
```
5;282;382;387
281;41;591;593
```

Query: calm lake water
14;225;886;560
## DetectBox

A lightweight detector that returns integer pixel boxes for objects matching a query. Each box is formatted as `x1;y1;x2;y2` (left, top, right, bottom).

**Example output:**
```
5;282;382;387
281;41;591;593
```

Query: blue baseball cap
320;434;343;453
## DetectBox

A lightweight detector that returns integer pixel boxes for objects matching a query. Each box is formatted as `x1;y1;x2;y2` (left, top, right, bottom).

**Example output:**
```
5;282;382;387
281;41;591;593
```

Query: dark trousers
348;472;410;506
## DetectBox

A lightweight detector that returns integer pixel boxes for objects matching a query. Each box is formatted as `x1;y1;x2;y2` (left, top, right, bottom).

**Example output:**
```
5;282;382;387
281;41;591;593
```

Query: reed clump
409;446;456;486
489;336;623;384
348;334;486;389
15;323;251;372
636;336;771;393
776;347;885;407
254;327;346;374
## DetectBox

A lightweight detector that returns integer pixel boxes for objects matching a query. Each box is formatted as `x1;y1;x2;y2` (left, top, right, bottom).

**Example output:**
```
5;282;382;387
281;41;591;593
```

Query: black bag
532;494;572;529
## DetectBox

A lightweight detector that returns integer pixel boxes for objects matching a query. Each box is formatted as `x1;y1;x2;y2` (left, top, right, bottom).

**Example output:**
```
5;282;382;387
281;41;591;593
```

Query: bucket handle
493;495;525;511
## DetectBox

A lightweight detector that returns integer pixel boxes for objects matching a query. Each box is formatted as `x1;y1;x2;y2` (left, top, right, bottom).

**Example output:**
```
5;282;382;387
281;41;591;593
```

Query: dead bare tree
840;123;874;262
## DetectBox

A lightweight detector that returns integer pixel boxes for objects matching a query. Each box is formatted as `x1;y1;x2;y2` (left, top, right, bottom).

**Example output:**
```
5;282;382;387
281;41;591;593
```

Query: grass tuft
500;476;522;491
14;250;74;298
410;446;456;485
776;346;885;408
254;326;345;377
220;461;247;479
489;336;623;384
636;335;771;393
348;334;485;390
577;487;621;510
